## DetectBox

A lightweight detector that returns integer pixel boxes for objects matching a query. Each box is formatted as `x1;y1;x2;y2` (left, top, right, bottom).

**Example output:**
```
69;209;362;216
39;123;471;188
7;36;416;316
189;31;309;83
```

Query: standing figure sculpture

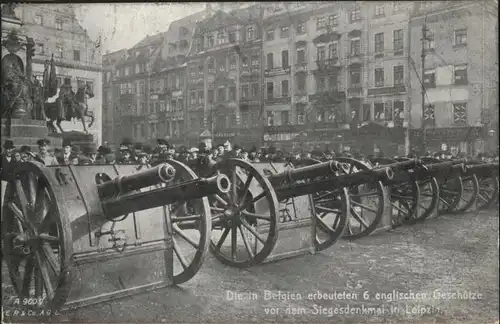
1;51;32;120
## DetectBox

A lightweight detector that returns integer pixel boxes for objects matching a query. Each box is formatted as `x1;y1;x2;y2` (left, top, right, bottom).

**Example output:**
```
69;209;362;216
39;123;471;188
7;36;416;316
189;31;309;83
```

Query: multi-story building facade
17;4;103;144
102;49;127;146
409;0;498;154
186;5;263;148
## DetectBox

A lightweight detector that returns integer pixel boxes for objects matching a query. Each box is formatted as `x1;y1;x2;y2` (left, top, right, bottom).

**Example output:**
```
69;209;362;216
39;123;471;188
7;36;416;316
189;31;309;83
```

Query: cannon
2;160;230;311
201;158;394;267
462;161;498;210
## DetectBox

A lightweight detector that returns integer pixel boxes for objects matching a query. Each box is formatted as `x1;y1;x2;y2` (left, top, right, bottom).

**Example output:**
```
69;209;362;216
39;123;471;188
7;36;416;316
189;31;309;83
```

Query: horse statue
44;83;95;134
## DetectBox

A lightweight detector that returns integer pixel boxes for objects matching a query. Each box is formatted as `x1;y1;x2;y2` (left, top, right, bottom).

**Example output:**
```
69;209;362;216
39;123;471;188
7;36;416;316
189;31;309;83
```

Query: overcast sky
73;3;205;53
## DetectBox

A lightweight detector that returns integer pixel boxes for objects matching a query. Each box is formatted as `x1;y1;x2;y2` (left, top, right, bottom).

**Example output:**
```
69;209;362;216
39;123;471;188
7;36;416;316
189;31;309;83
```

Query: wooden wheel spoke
477;193;489;202
41;243;60;277
238;225;254;258
34;267;43;299
7;202;37;232
349;207;369;228
350;190;378;198
391;194;415;200
391;202;408;216
210;206;226;212
215;227;230;251
350;200;378;214
14;180;31;219
316;213;335;232
239;192;266;212
172;224;200;249
240;219;265;245
346;221;353;235
38;233;59;242
240;210;271;221
231;168;238;205
34;250;55;300
214;194;229;207
439;197;451;207
172;237;189;270
238;174;254;206
231;225;237;260
315;205;341;213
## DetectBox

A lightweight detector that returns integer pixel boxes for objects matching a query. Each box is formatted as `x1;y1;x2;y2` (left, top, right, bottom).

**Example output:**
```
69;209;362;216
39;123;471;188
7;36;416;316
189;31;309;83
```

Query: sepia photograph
1;1;498;323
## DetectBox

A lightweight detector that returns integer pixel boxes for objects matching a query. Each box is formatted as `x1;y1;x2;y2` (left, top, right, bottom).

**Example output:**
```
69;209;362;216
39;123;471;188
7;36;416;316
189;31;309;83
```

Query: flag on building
95;35;101;49
47;54;58;98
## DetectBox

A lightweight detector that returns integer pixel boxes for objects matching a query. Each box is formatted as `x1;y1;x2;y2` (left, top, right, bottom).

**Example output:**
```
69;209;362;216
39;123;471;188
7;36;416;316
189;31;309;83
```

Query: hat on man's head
233;144;241;151
198;142;209;153
157;139;168;146
62;139;72;148
142;145;153;154
104;153;116;163
133;143;143;150
137;151;148;158
120;138;133;147
37;138;50;146
188;147;199;153
122;149;132;155
20;145;31;153
3;140;15;149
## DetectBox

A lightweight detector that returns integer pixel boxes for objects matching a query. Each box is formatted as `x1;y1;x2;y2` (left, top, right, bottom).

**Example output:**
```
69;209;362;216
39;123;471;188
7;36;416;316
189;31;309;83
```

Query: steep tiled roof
131;31;168;49
194;10;243;36
163;10;206;57
228;4;261;23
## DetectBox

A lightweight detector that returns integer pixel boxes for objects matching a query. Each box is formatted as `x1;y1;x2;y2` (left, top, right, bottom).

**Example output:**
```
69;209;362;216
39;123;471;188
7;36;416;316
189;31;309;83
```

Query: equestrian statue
43;56;95;134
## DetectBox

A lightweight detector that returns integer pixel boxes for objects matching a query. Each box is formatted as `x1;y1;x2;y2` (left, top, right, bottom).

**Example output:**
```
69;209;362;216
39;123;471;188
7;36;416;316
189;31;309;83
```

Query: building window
218;57;226;71
73;50;80;61
56;45;63;58
207;90;214;103
207;35;214;48
454;65;468;85
217;29;226;45
374;32;384;53
281;50;289;68
229;86;236;100
424;28;435;50
139;81;145;94
454;29;467;46
393;100;404;125
393;29;404;51
280;26;290;38
374;103;385;121
297;73;306;92
393;1;404;13
170;100;177;112
217;87;226;102
36;43;44;54
317;17;326;30
35;14;43;25
317;76;326;92
267;82;274;99
296;22;306;35
267;111;274;126
55;19;63;30
281;111;290;125
241;56;249;68
453;103;467;125
266;29;275;41
207;58;215;73
297;104;306;124
281;80;289;97
228;31;236;43
251;55;259;67
317;46;326;61
350;38;361;56
230;56;237;70
198;91;204;104
375;4;385;17
350;5;361;22
423;69;436;88
140;124;146;138
329;43;338;58
190;92;196;105
180;40;189;50
328;75;338;91
251;83;259;98
297;48;306;63
247;26;254;41
375;68;384;87
350;66;361;87
423;104;435;127
86;81;94;93
328;14;338;26
267;53;274;69
393;65;404;85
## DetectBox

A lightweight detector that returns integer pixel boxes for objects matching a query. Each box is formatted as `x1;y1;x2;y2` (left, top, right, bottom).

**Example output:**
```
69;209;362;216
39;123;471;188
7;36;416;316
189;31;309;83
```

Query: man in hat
136;152;151;170
57;139;73;165
117;149;134;164
104;152;116;165
155;139;169;154
1;140;16;183
232;144;242;159
188;147;199;162
94;146;109;164
36;139;59;166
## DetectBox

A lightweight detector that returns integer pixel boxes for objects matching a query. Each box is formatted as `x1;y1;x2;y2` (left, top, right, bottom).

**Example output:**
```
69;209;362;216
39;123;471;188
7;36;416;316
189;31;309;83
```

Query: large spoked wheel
454;174;479;213
394;157;440;222
476;174;499;210
371;157;420;226
334;157;385;240
293;159;349;251
209;159;279;268
2;162;73;311
164;160;211;285
437;177;464;214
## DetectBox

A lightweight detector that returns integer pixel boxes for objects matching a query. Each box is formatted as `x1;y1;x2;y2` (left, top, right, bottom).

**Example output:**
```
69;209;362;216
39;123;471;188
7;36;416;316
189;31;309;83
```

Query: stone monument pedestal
1;118;62;151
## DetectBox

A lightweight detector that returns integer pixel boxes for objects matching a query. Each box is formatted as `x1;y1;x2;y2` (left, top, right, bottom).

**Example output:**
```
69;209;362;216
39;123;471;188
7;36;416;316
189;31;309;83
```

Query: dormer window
169;42;177;52
180;40;189;49
56;19;63;30
35;14;43;25
350;5;361;22
247;27;255;41
180;27;189;36
207;35;214;48
217;29;226;45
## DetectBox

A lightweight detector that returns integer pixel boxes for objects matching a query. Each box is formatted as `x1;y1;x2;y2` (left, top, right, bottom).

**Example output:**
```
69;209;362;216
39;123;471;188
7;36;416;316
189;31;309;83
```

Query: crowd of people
1;137;498;182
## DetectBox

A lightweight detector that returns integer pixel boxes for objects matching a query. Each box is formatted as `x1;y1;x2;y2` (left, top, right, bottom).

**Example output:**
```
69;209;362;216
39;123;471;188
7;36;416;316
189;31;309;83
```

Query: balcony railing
265;96;292;105
264;66;291;77
368;85;406;96
316;57;339;70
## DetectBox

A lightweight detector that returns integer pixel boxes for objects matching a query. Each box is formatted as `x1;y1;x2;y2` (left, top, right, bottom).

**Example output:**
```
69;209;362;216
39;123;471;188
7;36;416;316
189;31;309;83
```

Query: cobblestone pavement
2;209;499;324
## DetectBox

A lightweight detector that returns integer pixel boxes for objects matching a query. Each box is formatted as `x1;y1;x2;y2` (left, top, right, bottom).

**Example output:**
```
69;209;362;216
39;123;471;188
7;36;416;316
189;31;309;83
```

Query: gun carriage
462;160;499;210
2;160;230;311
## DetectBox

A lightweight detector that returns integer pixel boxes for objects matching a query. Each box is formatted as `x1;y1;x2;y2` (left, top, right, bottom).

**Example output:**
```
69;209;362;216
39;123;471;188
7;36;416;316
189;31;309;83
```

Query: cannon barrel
415;160;466;180
274;166;394;200
97;163;177;198
267;160;339;188
101;174;230;220
465;163;499;177
375;158;424;172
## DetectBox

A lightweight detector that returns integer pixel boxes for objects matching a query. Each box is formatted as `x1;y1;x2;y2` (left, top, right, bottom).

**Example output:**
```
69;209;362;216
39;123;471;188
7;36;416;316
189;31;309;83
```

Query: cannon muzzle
267;160;339;188
415;160;466;180
97;163;177;198
465;163;499;178
101;174;230;220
